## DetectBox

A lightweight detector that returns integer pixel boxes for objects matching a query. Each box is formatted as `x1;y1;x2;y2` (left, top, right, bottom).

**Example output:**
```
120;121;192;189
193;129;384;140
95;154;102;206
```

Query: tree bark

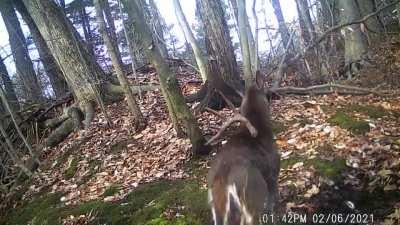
271;0;291;48
338;0;368;78
197;0;241;90
94;0;145;129
148;0;169;59
80;6;95;56
173;0;209;82
0;56;19;111
356;0;382;42
295;0;315;44
0;121;32;176
100;0;122;63
14;0;69;99
251;0;260;73
122;0;209;155
0;0;43;103
228;0;256;72
236;0;253;87
22;0;111;124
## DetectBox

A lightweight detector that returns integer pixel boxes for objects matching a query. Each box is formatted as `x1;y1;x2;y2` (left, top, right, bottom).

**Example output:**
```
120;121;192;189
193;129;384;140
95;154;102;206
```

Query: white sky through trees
0;0;297;75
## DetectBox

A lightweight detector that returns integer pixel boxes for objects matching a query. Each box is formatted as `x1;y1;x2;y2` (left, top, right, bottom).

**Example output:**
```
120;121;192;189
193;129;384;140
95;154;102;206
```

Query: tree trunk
148;0;169;59
271;0;291;48
356;0;382;42
22;0;111;123
94;0;145;129
197;0;241;90
338;0;368;78
80;6;95;56
295;0;315;44
14;0;69;99
173;0;209;82
0;56;19;111
0;120;32;177
228;0;256;72
0;0;43;103
100;0;122;63
251;0;260;72
122;0;209;155
236;0;253;87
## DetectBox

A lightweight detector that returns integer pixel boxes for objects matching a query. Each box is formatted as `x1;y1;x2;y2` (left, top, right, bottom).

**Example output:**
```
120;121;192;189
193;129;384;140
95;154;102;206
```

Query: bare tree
94;0;145;129
0;0;43;103
173;0;209;82
121;0;209;155
236;0;253;87
14;0;69;98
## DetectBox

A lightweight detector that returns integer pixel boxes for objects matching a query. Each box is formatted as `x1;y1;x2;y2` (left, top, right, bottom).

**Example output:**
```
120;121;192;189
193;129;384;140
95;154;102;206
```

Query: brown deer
207;74;280;225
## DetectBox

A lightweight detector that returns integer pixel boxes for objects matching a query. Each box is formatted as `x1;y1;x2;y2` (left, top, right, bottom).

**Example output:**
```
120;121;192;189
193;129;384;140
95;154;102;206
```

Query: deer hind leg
226;183;252;225
209;189;223;225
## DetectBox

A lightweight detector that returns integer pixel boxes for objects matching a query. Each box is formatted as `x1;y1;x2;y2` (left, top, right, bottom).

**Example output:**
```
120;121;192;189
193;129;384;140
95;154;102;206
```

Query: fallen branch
270;83;385;96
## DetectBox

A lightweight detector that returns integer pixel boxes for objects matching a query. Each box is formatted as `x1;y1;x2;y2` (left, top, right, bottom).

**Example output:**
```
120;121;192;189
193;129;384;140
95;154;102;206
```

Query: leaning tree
121;0;209;155
187;0;244;111
21;0;135;147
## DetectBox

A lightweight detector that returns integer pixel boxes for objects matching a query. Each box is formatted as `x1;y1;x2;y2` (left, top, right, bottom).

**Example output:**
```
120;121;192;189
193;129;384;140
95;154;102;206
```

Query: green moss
306;158;347;182
348;104;388;119
328;112;370;134
281;156;304;169
5;180;209;225
281;155;347;182
78;159;101;186
64;157;79;179
103;185;120;197
271;120;286;134
6;192;63;225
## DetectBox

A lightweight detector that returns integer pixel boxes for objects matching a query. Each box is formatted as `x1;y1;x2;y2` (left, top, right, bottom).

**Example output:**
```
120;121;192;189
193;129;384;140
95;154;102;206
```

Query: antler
206;92;258;145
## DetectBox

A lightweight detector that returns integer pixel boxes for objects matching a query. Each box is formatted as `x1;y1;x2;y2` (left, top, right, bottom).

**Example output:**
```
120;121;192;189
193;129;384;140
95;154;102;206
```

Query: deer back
208;79;280;225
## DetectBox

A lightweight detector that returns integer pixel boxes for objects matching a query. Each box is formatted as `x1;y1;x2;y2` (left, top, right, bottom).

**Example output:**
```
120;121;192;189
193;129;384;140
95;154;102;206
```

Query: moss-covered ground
3;179;209;225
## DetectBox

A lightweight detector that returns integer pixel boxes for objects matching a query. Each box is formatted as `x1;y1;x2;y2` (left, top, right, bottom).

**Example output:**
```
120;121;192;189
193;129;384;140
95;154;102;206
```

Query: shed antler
206;91;258;145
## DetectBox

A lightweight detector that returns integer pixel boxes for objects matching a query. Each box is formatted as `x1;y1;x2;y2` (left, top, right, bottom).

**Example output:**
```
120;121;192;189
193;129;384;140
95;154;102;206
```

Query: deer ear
255;71;264;90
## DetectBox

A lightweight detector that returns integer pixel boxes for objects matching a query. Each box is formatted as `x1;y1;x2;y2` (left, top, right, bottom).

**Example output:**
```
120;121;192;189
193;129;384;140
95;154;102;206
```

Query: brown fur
208;81;280;225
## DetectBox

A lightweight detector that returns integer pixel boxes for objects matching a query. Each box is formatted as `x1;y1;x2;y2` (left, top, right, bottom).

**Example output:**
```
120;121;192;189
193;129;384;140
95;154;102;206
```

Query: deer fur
208;75;280;225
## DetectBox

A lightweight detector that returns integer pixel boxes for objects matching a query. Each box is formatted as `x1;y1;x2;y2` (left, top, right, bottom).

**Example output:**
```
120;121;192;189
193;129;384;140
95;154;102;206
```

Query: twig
218;91;237;112
206;114;258;145
272;31;295;88
205;107;223;118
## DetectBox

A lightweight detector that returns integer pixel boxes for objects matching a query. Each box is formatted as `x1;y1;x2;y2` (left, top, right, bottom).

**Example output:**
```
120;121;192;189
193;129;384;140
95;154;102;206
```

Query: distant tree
197;0;241;90
94;0;145;129
235;0;253;87
356;0;382;42
14;0;69;99
173;0;209;82
0;0;43;103
147;0;169;59
271;0;291;48
338;0;368;78
121;0;209;155
295;0;315;45
22;0;126;146
99;0;122;62
0;56;19;111
67;0;96;56
228;0;256;71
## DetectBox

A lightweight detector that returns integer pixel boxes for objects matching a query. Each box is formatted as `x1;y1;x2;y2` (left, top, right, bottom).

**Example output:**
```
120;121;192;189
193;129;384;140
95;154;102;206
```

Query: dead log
270;83;385;96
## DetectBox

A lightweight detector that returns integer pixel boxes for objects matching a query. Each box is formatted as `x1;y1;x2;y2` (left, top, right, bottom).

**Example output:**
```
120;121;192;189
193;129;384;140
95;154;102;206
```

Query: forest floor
1;68;400;225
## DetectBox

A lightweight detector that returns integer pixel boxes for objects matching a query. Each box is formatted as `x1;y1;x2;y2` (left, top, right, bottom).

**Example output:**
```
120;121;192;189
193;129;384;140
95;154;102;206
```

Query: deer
207;73;280;225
